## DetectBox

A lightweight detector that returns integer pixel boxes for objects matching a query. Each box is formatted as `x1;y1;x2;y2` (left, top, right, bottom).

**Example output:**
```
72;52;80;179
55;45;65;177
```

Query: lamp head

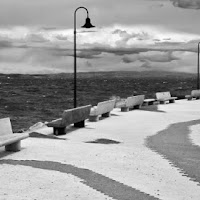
82;17;95;28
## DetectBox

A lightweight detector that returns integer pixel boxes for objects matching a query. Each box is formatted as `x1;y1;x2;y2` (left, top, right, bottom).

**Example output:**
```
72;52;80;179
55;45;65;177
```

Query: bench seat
0;133;29;151
47;105;91;135
0;118;29;152
143;99;156;106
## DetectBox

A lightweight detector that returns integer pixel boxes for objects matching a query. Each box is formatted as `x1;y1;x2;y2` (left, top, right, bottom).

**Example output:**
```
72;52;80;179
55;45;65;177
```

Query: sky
0;0;200;74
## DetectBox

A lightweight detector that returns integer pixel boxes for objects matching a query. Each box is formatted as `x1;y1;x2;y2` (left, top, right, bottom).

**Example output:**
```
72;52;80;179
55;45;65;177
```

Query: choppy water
0;71;196;131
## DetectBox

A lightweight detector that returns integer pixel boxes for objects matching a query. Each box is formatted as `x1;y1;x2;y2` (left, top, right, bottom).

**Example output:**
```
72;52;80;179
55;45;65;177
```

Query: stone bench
119;95;145;112
156;92;177;104
89;99;116;122
0;118;29;152
47;105;91;135
185;90;200;100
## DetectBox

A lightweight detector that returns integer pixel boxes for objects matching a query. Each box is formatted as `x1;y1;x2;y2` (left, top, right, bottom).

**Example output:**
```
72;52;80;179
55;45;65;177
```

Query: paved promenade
1;99;200;200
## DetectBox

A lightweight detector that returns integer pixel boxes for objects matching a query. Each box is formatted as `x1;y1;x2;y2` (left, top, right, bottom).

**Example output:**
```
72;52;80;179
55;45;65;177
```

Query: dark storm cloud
0;40;14;48
90;47;150;56
122;51;179;64
45;47;102;59
76;50;102;59
170;0;200;9
89;45;192;57
122;56;135;63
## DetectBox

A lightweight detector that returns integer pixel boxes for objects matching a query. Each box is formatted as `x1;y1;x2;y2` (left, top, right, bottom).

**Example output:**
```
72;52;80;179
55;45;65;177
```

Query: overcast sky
0;0;200;74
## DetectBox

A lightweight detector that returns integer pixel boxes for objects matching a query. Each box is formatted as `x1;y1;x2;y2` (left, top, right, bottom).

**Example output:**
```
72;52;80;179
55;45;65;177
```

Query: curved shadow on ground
146;119;200;184
0;159;159;200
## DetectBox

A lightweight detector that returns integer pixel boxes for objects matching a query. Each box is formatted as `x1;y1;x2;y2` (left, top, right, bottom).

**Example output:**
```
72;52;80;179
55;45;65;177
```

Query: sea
0;70;196;132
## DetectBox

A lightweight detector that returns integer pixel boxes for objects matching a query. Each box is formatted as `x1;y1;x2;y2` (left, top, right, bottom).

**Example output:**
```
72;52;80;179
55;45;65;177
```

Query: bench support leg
89;115;99;122
149;101;154;105
169;99;175;103
186;96;192;100
121;107;129;112
159;101;166;104
74;120;85;128
5;141;21;152
53;127;66;135
102;112;111;118
134;105;141;109
143;102;148;106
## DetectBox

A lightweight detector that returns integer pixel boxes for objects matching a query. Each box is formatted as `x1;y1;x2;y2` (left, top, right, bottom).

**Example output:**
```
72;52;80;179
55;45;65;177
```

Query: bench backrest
0;118;13;136
60;105;91;127
132;95;145;106
125;95;145;107
156;92;171;100
191;90;200;97
96;99;116;115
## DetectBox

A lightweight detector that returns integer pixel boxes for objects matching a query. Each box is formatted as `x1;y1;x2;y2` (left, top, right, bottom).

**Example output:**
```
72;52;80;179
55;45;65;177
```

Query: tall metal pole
198;42;200;90
74;7;89;108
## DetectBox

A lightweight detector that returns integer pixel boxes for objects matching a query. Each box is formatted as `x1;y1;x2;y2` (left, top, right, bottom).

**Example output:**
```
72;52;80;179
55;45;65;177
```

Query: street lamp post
74;7;95;108
198;42;200;89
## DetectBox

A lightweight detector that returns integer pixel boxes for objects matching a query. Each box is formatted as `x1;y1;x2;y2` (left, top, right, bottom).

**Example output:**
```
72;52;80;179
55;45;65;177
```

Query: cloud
122;51;179;64
141;61;152;69
0;25;199;74
0;40;13;48
77;50;102;59
26;33;49;43
170;0;200;9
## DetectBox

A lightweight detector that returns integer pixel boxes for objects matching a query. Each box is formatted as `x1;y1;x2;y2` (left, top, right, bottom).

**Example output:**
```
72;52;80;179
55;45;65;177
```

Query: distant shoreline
0;70;196;77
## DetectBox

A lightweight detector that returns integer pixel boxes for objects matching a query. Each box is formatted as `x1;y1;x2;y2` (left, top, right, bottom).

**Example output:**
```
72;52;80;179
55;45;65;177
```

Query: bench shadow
29;132;67;140
110;113;121;117
97;116;114;121
30;125;95;138
0;149;18;159
62;125;95;135
85;138;121;144
140;105;166;113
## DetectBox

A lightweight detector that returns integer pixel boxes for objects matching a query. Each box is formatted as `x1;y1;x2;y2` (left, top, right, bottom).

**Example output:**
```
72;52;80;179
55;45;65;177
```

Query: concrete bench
89;99;116;122
0;118;29;152
156;92;177;104
143;99;156;106
119;95;145;112
185;90;200;100
47;105;91;135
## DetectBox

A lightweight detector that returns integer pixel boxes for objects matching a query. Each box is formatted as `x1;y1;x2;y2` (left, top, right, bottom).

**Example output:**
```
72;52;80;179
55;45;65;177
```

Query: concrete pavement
1;99;200;199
